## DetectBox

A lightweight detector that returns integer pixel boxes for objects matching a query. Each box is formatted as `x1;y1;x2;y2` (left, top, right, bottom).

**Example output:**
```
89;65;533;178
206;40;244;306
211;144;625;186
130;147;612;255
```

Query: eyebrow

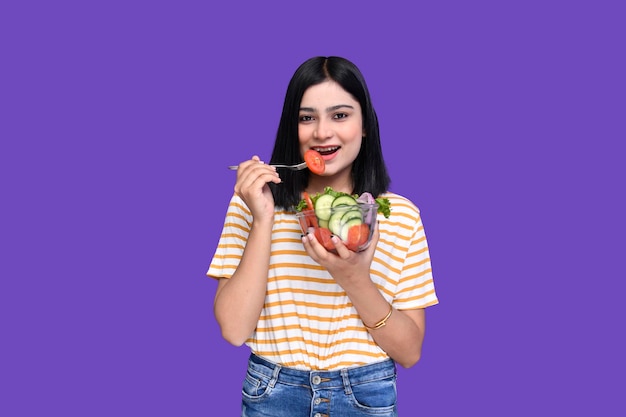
299;104;355;113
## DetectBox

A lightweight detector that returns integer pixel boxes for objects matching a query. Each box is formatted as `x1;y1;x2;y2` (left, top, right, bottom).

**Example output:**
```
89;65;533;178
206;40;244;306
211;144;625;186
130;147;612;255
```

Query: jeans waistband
247;353;396;390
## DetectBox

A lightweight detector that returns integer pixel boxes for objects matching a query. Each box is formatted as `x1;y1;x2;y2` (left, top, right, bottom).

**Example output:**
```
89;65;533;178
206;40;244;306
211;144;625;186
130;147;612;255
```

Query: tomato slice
301;191;319;228
303;210;318;228
346;224;370;251
304;149;325;175
314;227;335;251
298;214;309;232
303;191;314;211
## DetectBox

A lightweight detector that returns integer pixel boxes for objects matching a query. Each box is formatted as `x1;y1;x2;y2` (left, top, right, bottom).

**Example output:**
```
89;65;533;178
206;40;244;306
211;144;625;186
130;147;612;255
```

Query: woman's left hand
301;220;380;289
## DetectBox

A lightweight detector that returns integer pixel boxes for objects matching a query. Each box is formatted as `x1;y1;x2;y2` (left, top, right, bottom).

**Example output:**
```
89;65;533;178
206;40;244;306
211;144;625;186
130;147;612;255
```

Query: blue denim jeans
241;353;398;417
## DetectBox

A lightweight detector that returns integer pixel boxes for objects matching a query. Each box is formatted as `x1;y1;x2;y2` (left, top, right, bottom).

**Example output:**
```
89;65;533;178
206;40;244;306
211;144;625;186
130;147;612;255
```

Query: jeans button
312;375;321;385
314;414;322;417
314;398;321;405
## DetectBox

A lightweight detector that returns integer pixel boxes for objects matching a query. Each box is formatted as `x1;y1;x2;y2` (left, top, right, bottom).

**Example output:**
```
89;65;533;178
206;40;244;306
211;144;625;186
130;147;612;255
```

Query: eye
333;112;348;120
299;115;314;122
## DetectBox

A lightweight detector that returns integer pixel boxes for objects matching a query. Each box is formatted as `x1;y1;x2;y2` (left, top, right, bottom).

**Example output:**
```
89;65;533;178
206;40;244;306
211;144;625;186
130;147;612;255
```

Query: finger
301;232;317;260
235;156;269;182
239;164;280;188
330;234;352;258
234;163;280;196
302;231;329;260
235;157;265;180
236;156;262;172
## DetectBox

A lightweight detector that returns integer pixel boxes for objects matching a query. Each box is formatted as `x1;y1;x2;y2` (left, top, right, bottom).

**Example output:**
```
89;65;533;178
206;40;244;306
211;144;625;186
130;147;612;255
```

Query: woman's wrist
363;303;393;330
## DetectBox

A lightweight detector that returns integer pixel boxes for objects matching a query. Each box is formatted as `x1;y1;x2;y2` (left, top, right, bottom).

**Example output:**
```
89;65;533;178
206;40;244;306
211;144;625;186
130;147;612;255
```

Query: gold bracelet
363;303;393;330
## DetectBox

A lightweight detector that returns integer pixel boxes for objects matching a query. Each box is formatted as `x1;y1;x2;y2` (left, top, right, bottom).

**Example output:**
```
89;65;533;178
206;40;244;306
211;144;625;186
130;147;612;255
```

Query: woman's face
298;80;363;179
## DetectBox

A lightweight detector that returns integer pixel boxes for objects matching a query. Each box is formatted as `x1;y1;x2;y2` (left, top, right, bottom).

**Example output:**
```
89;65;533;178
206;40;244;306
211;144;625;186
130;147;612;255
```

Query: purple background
2;1;624;415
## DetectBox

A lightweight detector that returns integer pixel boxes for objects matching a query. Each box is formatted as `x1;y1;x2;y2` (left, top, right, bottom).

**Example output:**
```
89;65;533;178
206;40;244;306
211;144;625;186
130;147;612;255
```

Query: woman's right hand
233;155;282;222
216;156;281;345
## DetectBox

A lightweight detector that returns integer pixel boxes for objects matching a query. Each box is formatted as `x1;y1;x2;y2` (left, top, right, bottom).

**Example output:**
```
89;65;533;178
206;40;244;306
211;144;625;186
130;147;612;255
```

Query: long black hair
269;56;391;210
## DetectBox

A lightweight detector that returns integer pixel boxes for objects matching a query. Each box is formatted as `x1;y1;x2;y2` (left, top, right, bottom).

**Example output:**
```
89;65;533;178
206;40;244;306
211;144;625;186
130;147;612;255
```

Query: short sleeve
391;203;439;310
206;195;252;280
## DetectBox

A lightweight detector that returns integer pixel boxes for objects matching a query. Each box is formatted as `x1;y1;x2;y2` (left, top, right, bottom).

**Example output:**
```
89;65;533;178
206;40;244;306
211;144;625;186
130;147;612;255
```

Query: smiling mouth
312;146;340;156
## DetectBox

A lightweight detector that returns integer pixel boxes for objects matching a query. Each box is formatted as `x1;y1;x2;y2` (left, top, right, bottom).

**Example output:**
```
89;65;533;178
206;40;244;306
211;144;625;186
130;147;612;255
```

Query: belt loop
340;368;352;395
269;362;281;388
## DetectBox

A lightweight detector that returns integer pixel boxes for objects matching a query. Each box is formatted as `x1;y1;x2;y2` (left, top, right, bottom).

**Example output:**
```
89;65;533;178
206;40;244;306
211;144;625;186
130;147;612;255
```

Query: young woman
208;56;438;417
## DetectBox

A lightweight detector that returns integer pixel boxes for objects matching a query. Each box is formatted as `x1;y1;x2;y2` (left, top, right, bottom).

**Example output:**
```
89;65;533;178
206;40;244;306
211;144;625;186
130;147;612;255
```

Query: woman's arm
213;156;281;346
213;217;274;346
337;277;425;368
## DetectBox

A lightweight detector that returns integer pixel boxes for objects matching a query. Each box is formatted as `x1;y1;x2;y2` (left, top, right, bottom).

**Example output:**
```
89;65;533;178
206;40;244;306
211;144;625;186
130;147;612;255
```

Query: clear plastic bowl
296;203;378;252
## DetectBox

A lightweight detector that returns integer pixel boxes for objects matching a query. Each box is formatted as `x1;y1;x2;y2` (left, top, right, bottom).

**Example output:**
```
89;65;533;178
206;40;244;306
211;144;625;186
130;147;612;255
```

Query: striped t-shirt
207;192;438;371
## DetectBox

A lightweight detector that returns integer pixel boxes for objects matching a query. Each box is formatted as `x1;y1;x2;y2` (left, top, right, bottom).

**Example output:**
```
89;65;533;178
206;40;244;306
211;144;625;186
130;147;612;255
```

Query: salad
296;187;391;251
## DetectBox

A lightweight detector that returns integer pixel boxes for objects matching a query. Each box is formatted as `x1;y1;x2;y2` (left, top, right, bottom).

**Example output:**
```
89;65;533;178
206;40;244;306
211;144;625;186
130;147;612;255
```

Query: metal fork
228;162;308;171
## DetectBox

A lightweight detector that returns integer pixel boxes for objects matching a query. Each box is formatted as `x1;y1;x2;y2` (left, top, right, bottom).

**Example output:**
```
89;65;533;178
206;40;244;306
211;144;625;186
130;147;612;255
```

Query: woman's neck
306;171;353;195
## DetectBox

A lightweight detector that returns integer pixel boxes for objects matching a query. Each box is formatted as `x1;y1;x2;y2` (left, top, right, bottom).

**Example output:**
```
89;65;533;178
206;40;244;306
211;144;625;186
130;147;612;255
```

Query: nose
313;119;332;140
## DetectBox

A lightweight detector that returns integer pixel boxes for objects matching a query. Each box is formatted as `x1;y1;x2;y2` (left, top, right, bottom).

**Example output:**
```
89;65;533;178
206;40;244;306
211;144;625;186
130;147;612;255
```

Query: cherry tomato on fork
304;150;325;175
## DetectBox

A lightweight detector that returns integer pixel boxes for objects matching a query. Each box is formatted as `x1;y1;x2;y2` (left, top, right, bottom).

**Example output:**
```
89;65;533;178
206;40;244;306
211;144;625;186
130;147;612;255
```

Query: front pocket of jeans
242;371;271;399
350;375;397;411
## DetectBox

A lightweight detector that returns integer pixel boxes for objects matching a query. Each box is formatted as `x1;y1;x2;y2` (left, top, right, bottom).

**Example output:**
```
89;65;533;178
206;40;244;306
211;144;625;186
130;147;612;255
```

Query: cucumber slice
314;194;335;221
340;218;364;241
318;219;329;229
328;204;362;235
340;208;363;223
331;195;358;207
328;211;346;235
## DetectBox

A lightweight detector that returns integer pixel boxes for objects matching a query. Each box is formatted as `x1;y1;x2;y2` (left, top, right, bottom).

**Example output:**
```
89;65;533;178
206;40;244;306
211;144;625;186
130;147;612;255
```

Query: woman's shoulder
380;191;421;215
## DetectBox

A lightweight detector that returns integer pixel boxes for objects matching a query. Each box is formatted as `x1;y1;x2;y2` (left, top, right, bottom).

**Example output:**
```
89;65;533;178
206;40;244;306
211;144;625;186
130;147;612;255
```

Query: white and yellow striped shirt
207;192;438;371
